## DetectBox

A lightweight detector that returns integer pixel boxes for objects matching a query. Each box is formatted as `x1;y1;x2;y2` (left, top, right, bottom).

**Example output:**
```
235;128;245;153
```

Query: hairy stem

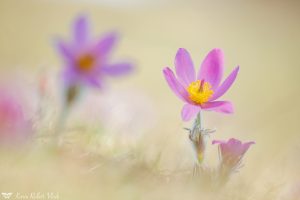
53;85;79;146
189;111;206;167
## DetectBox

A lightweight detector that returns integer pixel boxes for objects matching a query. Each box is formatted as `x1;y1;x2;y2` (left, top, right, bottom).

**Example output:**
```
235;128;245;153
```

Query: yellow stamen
77;54;95;72
187;80;214;104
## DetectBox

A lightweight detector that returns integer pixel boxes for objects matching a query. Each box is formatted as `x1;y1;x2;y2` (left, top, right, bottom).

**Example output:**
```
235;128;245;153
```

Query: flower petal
226;138;255;157
61;67;79;87
56;40;74;62
201;101;234;114
198;48;224;90
62;67;102;89
212;140;226;145
175;48;195;87
163;67;191;103
102;62;134;76
181;104;200;121
73;15;89;44
83;75;102;88
93;32;118;57
210;66;239;101
241;141;255;155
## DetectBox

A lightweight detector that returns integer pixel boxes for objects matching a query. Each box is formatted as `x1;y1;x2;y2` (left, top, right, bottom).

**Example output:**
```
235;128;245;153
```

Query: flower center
187;80;214;104
77;54;96;72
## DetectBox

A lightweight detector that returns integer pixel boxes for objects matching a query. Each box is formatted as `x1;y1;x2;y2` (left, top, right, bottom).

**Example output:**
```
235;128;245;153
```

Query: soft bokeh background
0;0;300;199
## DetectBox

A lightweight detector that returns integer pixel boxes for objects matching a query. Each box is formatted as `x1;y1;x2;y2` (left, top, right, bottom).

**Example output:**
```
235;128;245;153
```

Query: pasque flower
212;138;255;173
56;15;133;90
53;15;134;142
0;89;31;145
163;48;239;121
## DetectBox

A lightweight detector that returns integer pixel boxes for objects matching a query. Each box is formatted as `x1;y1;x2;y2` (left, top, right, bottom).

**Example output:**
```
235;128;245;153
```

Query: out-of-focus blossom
163;48;239;121
0;89;32;145
212;138;255;175
55;15;134;90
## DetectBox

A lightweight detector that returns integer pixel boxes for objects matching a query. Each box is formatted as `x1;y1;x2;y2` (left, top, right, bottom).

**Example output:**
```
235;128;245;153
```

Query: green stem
195;111;202;129
190;110;206;167
53;85;79;146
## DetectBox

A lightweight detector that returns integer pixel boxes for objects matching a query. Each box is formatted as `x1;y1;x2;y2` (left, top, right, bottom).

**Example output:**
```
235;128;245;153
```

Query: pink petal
93;32;118;56
226;138;254;157
198;48;224;90
241;141;255;154
175;48;195;87
73;15;89;44
218;138;241;157
102;62;134;76
163;67;191;103
210;66;239;101
62;67;79;87
201;101;234;114
181;104;200;121
56;40;74;62
62;66;102;89
228;138;241;145
212;140;226;145
83;75;102;88
228;138;242;152
213;138;255;160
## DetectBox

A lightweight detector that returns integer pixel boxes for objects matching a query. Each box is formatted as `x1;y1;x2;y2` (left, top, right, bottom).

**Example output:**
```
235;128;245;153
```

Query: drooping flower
212;138;255;174
163;48;239;121
55;15;134;90
0;89;32;145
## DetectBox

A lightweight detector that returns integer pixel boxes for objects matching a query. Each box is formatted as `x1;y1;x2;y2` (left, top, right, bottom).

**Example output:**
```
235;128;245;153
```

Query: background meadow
0;0;300;199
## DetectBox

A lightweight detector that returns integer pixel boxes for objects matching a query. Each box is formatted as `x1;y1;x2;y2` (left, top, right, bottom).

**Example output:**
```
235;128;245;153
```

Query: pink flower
0;89;31;145
212;138;255;172
163;48;239;121
56;15;134;89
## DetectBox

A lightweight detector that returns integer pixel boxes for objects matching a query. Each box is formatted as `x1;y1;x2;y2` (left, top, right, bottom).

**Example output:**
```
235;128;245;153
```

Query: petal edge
163;67;191;103
201;101;234;114
175;48;195;87
210;66;239;101
198;48;224;90
181;104;200;121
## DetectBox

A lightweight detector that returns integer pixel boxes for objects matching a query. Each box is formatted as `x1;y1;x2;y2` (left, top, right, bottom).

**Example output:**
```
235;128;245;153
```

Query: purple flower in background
0;89;31;145
212;138;255;173
163;48;239;121
56;15;133;89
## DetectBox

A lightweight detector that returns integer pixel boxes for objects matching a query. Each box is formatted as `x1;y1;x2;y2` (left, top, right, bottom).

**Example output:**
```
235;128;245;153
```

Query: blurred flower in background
55;15;134;102
0;87;32;146
52;15;135;141
212;138;255;180
163;48;239;121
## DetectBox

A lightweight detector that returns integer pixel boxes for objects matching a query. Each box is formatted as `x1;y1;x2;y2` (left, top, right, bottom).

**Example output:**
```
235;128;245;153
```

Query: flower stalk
189;111;205;165
53;85;80;146
188;111;216;176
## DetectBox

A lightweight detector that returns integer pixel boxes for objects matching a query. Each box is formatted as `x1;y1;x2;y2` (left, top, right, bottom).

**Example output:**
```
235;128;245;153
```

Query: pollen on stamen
187;80;214;104
77;54;96;72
